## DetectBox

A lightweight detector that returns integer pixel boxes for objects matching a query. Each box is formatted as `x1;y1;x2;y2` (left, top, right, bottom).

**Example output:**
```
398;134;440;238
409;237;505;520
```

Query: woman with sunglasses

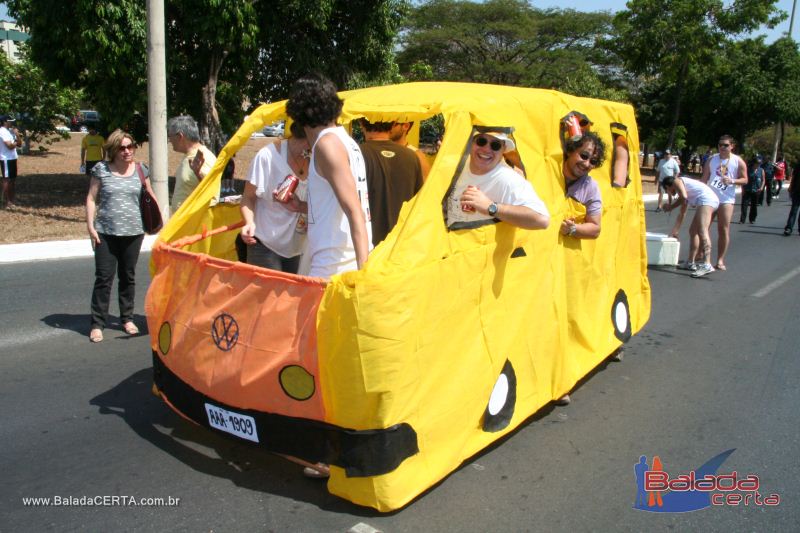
449;131;549;230
85;129;156;343
560;132;605;240
701;135;748;271
555;131;606;406
661;175;719;278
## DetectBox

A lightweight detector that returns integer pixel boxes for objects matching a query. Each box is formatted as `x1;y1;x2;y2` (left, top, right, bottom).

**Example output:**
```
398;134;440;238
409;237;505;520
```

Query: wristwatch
487;203;499;217
569;224;578;237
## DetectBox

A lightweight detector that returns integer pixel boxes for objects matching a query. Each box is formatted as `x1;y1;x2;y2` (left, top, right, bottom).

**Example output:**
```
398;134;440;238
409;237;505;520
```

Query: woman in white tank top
662;175;718;278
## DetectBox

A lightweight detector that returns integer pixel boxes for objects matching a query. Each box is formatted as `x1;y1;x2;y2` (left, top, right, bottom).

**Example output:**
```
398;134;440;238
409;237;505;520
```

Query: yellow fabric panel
148;82;651;512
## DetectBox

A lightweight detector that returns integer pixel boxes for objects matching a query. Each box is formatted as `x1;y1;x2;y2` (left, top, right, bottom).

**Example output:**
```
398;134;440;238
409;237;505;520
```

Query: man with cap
448;130;550;230
656;148;680;212
0;114;22;207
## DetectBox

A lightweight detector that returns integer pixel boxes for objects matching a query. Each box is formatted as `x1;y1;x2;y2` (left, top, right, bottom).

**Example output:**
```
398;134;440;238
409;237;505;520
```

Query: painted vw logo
211;313;239;351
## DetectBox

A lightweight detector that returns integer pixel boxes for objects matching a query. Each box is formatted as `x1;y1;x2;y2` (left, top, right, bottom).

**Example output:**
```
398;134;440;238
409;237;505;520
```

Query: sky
1;1;797;41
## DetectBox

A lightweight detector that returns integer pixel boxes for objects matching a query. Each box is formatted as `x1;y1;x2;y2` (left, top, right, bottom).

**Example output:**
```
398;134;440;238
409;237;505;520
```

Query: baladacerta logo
634;449;780;512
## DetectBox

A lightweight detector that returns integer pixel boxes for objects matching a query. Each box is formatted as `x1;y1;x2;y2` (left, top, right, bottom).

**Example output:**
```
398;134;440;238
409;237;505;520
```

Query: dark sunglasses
475;136;504;152
718;143;731;148
119;143;136;152
578;151;600;167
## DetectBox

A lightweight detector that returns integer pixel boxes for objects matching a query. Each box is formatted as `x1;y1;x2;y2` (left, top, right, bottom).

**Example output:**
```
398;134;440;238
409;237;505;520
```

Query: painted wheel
612;289;632;342
482;360;517;433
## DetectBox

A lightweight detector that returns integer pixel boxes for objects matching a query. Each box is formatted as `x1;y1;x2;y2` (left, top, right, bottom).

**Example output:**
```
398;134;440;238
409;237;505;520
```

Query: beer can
273;174;299;203
565;115;582;139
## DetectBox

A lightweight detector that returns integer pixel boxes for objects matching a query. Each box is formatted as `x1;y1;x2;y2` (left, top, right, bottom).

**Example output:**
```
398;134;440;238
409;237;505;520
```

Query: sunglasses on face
475;136;504;152
578;151;599;167
119;143;136;152
718;143;731;148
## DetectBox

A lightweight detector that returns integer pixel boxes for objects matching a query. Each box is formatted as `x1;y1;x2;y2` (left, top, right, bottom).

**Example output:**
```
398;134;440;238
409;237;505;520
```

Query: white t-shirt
657;157;680;180
0;127;18;161
246;140;308;259
680;176;719;209
306;126;373;279
446;162;549;228
707;154;741;205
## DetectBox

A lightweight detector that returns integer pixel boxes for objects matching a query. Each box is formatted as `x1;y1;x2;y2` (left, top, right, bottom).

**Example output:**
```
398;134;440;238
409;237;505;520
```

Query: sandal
715;263;727;271
123;322;140;335
302;463;330;479
89;328;104;343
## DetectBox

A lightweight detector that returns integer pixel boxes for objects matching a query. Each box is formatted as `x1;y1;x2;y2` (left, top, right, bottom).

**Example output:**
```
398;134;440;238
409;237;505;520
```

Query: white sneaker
677;261;697;271
691;263;715;278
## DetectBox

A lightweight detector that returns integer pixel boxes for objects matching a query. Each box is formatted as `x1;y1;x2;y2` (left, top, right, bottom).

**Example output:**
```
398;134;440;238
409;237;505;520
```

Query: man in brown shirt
360;119;424;245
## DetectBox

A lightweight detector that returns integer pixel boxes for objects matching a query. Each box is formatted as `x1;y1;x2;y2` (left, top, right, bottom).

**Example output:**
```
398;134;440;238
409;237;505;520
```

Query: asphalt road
1;195;799;532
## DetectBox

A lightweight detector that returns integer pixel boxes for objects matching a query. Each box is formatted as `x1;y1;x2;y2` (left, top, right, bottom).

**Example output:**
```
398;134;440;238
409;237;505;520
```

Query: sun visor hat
474;131;516;153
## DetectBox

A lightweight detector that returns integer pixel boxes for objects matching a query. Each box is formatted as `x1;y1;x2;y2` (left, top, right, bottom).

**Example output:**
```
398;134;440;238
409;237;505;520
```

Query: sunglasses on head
475;136;504;152
578;151;600;167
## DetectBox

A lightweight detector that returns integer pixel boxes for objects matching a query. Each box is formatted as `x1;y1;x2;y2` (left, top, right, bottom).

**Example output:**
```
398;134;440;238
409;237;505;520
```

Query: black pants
785;196;800;234
760;179;773;205
90;233;144;329
740;190;759;223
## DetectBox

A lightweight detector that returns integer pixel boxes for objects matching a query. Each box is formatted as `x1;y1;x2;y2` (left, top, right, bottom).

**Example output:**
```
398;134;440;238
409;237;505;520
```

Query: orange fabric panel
146;235;329;420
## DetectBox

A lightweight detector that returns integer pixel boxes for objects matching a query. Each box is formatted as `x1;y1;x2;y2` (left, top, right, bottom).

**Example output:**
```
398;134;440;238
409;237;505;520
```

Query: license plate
204;403;259;443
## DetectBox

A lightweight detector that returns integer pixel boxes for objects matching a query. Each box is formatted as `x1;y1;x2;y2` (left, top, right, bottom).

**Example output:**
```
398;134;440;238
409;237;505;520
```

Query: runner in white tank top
701;135;748;271
706;153;740;205
662;175;718;277
306;126;373;278
680;176;719;209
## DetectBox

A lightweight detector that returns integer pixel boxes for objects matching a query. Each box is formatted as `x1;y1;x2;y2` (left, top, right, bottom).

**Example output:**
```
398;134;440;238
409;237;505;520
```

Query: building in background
0;21;29;63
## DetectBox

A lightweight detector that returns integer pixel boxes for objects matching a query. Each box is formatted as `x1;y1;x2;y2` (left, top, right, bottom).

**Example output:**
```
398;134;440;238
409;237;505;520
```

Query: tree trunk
666;59;689;150
200;49;229;153
771;122;781;161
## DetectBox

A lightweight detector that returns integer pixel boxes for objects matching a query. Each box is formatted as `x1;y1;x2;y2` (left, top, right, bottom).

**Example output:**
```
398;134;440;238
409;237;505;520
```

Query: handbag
137;163;163;234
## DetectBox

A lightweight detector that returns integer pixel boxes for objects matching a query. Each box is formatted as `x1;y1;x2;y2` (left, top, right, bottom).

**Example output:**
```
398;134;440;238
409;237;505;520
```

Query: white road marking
348;523;383;533
752;265;800;298
0;327;70;350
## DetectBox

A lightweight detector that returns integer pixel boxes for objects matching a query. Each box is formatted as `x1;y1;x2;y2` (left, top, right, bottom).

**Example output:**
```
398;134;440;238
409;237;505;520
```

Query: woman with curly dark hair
285;74;372;280
559;131;606;240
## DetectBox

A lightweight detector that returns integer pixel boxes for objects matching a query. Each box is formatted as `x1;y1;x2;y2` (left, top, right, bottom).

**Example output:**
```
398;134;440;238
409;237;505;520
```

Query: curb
1;235;159;264
6;186;782;264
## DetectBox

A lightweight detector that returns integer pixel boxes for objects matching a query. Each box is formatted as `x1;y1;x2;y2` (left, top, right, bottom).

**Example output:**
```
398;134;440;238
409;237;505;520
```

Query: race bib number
710;177;727;191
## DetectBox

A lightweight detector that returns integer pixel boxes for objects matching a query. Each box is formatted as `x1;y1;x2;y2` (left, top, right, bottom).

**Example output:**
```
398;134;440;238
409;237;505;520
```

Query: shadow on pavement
42;312;149;336
89;367;376;516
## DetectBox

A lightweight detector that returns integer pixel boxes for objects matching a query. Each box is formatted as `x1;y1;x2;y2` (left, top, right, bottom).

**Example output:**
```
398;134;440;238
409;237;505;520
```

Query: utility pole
146;0;169;222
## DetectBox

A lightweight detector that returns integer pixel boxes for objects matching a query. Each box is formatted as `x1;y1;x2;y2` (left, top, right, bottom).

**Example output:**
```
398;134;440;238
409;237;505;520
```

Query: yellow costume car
146;82;651;511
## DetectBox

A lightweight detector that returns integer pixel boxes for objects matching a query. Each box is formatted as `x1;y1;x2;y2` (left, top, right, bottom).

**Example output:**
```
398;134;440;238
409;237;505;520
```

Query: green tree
0;48;82;154
165;1;260;150
397;0;622;99
611;0;784;149
250;0;409;102
8;0;149;138
8;0;408;148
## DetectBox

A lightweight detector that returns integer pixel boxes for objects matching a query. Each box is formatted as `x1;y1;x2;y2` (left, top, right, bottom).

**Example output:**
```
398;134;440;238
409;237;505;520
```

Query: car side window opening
610;123;631;188
443;125;520;231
